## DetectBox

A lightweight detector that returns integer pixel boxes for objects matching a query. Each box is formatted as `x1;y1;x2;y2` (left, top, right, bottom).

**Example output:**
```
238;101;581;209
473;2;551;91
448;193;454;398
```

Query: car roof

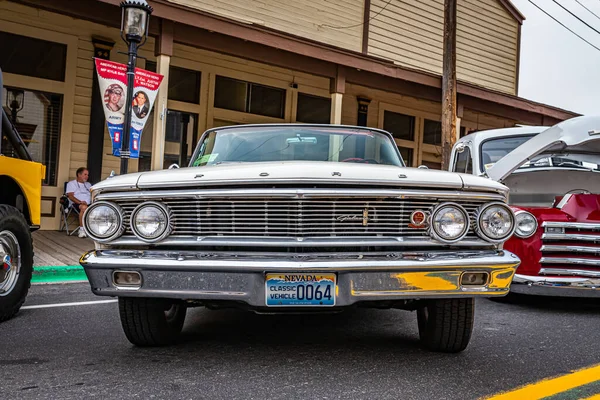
457;126;548;146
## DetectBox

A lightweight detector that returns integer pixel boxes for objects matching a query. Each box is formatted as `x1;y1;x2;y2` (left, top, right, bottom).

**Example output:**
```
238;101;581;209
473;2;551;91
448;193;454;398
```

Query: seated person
66;167;92;238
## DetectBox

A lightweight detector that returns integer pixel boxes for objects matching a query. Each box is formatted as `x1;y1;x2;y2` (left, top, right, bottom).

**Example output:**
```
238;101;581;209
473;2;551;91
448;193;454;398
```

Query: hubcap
0;231;21;296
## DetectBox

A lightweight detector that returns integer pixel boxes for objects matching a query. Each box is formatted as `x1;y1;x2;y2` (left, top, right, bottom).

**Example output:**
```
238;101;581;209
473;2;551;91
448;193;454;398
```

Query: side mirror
455;142;466;153
168;164;180;169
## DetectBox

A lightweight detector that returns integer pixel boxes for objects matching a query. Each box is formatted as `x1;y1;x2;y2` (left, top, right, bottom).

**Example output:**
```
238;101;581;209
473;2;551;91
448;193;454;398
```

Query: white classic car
450;116;600;297
80;125;520;353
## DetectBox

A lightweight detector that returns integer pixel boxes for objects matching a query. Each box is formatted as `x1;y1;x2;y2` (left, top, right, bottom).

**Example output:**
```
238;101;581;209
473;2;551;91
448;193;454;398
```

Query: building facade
0;0;577;230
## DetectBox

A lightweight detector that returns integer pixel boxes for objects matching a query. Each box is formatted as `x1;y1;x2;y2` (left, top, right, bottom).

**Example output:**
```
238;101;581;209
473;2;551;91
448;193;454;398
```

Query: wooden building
0;0;577;230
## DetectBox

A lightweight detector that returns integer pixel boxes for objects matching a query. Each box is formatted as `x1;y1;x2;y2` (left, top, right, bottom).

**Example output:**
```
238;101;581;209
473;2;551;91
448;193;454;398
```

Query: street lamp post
119;0;153;175
6;89;24;124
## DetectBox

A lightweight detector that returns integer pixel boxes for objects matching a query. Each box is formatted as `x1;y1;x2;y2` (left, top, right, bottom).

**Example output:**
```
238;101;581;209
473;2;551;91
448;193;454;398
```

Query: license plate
265;273;336;307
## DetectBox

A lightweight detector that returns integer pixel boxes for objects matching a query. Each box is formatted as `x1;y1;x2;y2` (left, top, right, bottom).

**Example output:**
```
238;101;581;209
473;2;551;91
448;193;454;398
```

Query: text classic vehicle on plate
450;115;600;298
80;124;520;353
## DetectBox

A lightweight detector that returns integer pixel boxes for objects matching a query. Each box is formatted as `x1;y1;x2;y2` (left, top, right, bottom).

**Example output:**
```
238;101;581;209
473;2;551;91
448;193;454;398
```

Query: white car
81;124;519;352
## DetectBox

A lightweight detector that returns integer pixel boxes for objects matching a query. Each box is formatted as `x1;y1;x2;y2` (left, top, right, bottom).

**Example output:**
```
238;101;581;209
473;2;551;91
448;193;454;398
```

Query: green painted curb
31;265;88;284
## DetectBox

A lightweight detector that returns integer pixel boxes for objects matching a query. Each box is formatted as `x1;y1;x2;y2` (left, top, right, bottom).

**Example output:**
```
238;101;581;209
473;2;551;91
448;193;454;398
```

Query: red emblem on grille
409;210;428;228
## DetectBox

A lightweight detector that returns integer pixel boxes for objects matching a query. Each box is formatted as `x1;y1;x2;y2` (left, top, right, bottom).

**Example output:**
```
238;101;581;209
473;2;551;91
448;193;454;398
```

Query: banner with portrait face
95;59;127;157
94;59;164;158
129;67;164;158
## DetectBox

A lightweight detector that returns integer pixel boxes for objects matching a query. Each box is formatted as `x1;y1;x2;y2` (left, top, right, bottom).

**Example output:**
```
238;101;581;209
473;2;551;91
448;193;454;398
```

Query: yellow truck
1;67;45;321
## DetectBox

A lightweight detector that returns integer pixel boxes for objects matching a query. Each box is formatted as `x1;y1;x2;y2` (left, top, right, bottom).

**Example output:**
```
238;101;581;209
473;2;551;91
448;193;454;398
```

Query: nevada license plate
265;273;336;307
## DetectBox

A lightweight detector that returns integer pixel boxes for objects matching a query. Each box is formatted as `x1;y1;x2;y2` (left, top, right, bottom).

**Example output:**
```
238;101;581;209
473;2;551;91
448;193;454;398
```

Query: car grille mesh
116;196;486;238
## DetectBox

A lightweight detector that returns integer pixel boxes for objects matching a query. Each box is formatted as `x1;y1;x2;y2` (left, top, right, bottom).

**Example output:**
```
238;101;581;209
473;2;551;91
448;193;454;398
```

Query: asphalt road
1;283;599;400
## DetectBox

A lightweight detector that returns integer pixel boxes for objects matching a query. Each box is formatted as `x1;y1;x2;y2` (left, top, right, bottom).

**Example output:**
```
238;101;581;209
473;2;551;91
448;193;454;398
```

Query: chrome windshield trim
539;268;600;278
540;257;600;267
541;245;600;254
543;221;600;230
542;233;600;242
95;188;506;202
103;235;497;249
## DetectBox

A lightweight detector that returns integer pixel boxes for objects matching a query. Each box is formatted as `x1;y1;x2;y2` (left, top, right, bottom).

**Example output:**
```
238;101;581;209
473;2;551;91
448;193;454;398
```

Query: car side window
453;146;472;174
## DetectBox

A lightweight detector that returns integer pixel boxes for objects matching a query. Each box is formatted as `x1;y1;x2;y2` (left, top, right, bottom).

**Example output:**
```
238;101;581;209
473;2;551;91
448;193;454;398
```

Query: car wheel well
0;175;32;226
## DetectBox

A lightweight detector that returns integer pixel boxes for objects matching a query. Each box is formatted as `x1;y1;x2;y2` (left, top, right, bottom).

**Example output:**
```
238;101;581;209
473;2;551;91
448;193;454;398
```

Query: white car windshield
481;135;600;172
190;126;404;167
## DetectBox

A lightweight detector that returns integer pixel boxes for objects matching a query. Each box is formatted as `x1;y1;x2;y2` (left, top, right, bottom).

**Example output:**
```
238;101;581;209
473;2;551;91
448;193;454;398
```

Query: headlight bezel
130;201;172;243
83;201;125;242
430;202;470;244
514;210;538;239
476;202;516;243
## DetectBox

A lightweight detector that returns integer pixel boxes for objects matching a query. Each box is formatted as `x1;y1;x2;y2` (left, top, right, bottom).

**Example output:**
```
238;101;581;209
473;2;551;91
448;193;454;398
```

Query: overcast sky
510;0;600;115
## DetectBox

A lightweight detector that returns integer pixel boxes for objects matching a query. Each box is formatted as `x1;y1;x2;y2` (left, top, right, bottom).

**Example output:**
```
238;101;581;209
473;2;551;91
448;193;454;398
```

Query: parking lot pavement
1;283;599;400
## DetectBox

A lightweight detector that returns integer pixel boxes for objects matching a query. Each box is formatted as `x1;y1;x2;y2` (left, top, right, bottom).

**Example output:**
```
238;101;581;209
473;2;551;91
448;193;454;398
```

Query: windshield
189;126;404;167
481;134;600;172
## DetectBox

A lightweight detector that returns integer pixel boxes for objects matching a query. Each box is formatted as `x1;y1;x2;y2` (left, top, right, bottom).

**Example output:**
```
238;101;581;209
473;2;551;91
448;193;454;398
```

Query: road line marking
21;300;118;310
485;364;600;400
581;394;600;400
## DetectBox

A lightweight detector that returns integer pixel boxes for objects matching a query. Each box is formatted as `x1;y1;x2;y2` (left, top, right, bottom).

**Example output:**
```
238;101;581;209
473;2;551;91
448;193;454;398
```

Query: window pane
214;76;246;112
2;87;62;185
383;111;415;141
454;147;472;174
296;93;331;124
168;66;201;103
144;62;201;104
249;83;285;118
0;32;67;82
460;126;467;137
422;161;442;170
398;147;413;166
423;119;442;146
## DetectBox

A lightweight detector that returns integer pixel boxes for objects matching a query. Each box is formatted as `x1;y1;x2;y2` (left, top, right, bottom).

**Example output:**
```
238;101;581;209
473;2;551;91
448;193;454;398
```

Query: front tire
0;205;34;322
118;297;187;346
417;298;474;353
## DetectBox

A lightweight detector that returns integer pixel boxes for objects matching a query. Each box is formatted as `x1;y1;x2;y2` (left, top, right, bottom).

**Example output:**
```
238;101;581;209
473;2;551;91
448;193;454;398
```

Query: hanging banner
95;59;127;156
94;59;164;158
129;67;164;158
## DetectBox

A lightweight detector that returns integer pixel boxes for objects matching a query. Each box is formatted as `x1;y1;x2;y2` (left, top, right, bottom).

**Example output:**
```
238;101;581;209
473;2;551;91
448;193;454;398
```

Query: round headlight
431;203;469;243
477;203;516;242
84;202;123;242
515;211;538;238
130;202;171;242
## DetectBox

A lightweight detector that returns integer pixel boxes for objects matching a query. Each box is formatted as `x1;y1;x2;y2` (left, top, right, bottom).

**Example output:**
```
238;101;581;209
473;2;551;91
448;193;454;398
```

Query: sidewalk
32;230;92;283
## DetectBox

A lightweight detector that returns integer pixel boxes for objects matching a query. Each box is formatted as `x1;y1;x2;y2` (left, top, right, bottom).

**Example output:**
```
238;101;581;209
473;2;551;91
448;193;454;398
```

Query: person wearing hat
106;85;124;112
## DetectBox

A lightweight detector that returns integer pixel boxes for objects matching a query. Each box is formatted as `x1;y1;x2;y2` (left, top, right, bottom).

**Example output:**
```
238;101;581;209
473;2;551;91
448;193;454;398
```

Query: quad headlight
84;201;124;242
430;203;470;243
130;201;171;243
514;210;538;239
476;203;516;243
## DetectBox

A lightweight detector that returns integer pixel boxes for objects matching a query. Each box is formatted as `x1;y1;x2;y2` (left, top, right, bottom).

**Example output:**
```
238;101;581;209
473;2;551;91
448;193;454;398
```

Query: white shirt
66;180;92;204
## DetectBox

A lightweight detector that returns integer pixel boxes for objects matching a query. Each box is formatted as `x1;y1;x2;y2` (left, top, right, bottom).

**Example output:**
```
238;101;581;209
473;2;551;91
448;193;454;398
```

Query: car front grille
540;222;600;277
115;195;487;238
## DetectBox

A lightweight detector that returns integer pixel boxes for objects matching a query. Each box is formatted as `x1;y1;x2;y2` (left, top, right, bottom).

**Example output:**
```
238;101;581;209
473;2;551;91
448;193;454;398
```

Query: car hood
93;161;508;196
486;115;600;182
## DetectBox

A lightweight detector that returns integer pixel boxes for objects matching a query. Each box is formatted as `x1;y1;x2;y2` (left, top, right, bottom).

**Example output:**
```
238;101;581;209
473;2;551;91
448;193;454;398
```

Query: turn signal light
461;272;489;286
113;271;142;287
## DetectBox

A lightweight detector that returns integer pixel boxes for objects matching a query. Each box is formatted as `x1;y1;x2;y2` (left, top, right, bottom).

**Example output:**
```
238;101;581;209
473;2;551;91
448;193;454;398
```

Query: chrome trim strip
542;233;600;242
96;188;506;202
541;245;600;255
104;235;497;248
540;257;600;267
81;249;519;272
511;274;600;298
542;221;600;230
539;268;600;278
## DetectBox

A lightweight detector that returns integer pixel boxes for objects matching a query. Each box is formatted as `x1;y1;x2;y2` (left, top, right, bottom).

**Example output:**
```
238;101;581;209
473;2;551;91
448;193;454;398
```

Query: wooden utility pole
441;0;457;170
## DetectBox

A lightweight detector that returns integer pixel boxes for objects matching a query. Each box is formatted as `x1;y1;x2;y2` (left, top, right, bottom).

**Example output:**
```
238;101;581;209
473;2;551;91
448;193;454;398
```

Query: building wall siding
165;0;365;52
367;0;518;94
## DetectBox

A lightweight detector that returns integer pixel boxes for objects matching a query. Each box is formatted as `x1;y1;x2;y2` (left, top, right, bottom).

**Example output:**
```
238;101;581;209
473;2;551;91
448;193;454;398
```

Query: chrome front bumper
511;274;600;298
80;250;520;307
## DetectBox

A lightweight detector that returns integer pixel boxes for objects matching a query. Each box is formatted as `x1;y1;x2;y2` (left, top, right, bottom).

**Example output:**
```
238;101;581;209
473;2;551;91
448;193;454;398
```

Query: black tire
417;298;474;353
118;297;187;346
0;205;34;323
